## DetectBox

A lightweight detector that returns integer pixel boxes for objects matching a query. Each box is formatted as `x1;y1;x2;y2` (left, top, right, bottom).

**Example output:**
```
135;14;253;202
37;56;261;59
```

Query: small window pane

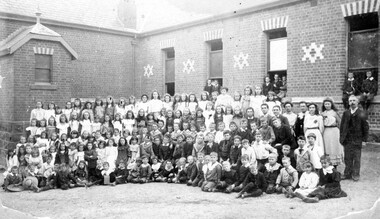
35;69;50;83
210;51;223;78
165;59;175;83
166;49;175;59
348;30;378;69
210;40;223;51
269;38;287;71
36;55;51;69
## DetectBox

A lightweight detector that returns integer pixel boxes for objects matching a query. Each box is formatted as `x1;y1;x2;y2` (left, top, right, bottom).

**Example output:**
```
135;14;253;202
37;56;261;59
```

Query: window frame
35;54;53;84
346;13;379;88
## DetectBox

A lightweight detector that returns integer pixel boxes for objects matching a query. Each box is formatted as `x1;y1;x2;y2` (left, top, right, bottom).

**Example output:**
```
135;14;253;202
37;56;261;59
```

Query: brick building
0;0;379;163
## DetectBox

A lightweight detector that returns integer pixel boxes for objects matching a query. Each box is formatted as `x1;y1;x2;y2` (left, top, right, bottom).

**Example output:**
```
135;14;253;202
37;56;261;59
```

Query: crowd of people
2;75;371;203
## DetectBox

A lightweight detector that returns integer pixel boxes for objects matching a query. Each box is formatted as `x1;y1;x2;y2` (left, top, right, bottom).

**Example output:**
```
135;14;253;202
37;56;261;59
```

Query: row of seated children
6;122;320;187
3;142;346;204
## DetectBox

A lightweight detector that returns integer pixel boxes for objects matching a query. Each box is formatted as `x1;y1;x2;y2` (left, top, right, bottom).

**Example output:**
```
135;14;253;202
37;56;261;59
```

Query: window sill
30;83;57;90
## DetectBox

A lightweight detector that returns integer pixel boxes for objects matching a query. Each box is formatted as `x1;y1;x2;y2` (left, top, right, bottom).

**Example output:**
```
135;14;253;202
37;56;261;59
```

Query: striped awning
203;29;223;41
33;47;54;55
160;38;176;49
341;0;380;17
261;16;288;31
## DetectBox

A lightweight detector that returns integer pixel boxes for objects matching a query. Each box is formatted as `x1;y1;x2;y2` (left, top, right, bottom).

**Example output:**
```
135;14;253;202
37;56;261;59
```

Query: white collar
350;107;358;114
322;166;334;175
347;78;354;81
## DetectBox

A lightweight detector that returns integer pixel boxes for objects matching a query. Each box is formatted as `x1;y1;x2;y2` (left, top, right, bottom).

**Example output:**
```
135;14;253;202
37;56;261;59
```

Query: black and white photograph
0;0;379;218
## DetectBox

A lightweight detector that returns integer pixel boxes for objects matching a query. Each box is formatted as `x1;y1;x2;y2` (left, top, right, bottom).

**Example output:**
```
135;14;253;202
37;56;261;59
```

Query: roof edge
0;33;79;59
140;0;305;37
0;12;138;37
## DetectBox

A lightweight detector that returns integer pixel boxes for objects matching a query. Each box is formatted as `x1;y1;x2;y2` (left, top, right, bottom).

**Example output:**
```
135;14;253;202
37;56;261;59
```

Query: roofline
0;0;305;38
0;12;138;37
0;33;79;59
139;0;305;37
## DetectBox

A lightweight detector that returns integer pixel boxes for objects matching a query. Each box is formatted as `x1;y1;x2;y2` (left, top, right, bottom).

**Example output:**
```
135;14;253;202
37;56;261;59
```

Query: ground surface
0;144;379;219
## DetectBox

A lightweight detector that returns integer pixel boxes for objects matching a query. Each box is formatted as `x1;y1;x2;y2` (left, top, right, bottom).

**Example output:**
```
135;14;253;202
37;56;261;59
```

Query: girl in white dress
250;85;267;118
304;103;324;155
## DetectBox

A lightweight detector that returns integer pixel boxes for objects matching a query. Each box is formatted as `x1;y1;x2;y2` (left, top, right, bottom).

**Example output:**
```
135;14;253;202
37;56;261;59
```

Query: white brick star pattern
233;52;249;70
302;42;324;63
143;64;154;78
183;59;195;74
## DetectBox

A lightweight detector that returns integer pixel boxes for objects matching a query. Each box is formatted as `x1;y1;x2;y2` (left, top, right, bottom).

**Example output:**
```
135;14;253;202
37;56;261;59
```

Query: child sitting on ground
151;156;162;182
192;152;205;187
175;157;187;183
263;153;282;194
231;154;250;192
275;157;298;197
185;155;198;186
127;157;142;183
201;152;222;192
291;162;319;198
114;162;129;184
138;156;152;183
297;155;347;203
157;160;176;183
101;162;116;186
236;164;267;199
3;166;23;191
212;160;237;193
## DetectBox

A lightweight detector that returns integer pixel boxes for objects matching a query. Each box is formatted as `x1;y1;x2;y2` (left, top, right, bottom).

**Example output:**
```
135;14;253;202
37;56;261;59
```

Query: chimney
36;6;42;24
117;0;137;29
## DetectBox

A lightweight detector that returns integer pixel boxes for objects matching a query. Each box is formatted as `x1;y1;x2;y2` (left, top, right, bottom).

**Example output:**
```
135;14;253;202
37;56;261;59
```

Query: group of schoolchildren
2;80;348;203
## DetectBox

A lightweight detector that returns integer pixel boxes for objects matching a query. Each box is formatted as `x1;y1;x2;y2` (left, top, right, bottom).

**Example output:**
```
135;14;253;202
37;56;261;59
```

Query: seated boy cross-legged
236;164;267;199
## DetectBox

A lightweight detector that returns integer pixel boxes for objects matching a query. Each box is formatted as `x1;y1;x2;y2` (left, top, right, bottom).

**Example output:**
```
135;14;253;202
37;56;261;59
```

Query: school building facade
0;0;379;162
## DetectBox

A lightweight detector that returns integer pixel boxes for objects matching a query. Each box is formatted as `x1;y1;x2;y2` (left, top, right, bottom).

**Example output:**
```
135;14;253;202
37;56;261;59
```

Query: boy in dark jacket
182;135;194;158
157;160;176;183
263;154;282;194
213;160;237;193
192;152;205;187
237;164;267;199
230;135;242;170
231;154;250;192
218;130;233;162
185;155;198;186
114;162;128;184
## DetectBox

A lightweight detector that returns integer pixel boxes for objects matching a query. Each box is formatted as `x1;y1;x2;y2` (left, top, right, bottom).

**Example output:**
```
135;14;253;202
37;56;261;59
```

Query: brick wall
0;19;135;121
135;0;380;129
0;56;14;121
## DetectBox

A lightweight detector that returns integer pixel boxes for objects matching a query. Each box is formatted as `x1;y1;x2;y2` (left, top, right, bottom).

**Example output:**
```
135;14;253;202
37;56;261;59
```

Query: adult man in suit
340;95;369;181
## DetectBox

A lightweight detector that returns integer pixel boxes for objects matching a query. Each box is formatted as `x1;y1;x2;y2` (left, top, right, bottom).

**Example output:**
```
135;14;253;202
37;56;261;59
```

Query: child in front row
291;162;319;198
201;152;222;192
296;155;347;203
231;154;250;192
213;161;237;193
156;160;176;183
3;166;23;191
275;157;298;197
263;154;282;194
236;164;267;199
192;152;205;187
185;155;198;186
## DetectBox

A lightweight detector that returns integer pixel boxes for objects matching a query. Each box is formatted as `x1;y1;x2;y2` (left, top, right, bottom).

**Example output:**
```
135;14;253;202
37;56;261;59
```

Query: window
164;48;175;96
35;54;52;83
208;39;223;86
267;29;287;82
347;13;379;84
